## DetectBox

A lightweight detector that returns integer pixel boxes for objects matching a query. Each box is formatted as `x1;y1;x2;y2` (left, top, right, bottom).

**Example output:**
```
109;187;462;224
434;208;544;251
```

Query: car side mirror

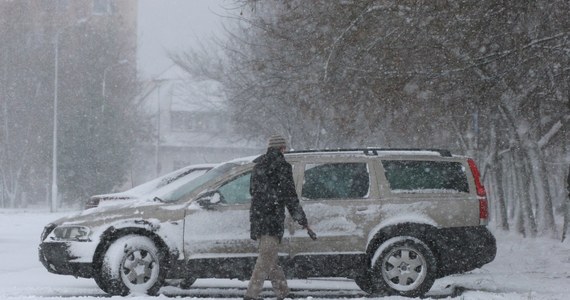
197;191;223;209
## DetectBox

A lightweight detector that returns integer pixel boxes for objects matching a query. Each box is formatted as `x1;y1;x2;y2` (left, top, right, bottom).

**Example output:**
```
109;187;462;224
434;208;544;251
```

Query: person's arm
278;162;308;227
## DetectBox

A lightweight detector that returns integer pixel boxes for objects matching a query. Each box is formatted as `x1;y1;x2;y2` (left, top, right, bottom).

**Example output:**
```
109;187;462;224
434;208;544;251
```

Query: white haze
137;0;226;79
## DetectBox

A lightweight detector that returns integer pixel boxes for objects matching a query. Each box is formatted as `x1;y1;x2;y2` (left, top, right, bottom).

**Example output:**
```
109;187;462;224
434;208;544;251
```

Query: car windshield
147;168;210;197
159;162;241;203
100;165;212;198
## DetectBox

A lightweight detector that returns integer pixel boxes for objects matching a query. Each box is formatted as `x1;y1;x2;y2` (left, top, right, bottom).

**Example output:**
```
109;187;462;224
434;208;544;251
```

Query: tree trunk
494;161;509;231
524;143;557;237
486;120;509;231
505;154;516;220
516;150;538;237
562;168;570;242
562;192;569;242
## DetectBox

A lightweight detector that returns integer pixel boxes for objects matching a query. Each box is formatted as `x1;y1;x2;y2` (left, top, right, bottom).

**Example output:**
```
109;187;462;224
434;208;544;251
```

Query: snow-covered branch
538;114;570;149
323;5;387;81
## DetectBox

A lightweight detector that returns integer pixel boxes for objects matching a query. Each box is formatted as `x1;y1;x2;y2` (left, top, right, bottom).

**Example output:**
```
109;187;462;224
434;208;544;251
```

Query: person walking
244;134;314;300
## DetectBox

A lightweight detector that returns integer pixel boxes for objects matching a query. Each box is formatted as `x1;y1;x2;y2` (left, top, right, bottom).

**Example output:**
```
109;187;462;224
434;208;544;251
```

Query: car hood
50;199;188;228
91;192;138;200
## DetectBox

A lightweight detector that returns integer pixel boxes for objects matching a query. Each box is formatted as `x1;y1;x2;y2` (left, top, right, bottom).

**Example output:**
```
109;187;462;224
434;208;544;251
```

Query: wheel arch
92;225;177;272
365;221;439;267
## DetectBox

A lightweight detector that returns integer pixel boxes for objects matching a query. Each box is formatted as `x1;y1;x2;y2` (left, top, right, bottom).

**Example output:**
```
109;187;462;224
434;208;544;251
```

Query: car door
287;160;379;267
182;170;258;277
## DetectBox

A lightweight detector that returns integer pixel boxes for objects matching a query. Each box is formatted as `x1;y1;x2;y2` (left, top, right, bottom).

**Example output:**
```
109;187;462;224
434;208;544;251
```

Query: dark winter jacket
249;148;308;241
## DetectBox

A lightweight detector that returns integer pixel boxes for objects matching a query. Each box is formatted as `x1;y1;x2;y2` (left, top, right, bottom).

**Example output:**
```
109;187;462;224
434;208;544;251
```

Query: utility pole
51;18;88;212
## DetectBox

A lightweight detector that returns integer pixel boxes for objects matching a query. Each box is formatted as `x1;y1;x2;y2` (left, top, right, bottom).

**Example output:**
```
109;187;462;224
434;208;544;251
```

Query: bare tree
174;0;570;236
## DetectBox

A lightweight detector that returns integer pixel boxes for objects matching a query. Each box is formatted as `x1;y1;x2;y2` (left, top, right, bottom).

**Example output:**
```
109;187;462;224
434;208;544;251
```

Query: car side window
381;160;469;193
301;163;370;199
217;172;252;204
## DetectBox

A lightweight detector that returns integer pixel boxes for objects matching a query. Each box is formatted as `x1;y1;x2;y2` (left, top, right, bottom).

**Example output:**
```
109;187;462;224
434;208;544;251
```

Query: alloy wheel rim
120;248;158;287
381;246;427;292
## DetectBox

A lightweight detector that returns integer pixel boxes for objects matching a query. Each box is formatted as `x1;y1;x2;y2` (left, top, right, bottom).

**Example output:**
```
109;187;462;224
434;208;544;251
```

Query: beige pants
245;235;289;299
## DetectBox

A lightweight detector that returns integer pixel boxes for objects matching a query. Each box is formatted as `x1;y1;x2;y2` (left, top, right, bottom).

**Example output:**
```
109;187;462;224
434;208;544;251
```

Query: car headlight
51;225;92;242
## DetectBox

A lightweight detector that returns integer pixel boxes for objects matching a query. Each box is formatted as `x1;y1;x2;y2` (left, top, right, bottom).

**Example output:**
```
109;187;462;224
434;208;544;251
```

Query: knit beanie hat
267;134;287;149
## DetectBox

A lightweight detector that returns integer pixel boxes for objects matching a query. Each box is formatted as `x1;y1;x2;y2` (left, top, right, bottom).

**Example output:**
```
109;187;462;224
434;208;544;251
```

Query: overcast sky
137;0;226;79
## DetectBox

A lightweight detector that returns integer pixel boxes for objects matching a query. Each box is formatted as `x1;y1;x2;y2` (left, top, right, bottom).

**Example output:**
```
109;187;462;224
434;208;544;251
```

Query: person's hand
304;225;317;240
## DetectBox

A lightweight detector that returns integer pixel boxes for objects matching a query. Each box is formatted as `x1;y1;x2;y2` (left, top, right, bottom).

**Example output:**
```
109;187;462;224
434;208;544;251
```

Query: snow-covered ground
1;208;569;300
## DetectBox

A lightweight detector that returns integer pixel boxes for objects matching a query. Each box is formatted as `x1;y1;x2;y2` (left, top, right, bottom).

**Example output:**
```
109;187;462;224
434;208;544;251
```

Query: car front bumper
38;242;93;278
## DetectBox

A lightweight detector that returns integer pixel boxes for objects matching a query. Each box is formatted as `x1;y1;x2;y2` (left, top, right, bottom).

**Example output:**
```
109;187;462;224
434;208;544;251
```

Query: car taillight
479;198;489;223
468;158;489;225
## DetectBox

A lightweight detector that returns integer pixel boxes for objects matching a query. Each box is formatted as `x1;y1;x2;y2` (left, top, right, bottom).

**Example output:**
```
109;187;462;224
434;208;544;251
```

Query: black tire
354;272;377;294
99;235;166;296
367;236;437;297
93;270;111;294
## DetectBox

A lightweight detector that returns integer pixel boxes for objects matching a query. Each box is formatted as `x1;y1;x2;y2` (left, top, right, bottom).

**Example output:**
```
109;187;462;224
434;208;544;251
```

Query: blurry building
0;0;138;207
132;66;262;186
1;0;259;202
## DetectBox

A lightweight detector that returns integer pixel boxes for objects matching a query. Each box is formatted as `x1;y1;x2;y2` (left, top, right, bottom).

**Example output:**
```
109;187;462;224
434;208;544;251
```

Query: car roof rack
287;148;452;157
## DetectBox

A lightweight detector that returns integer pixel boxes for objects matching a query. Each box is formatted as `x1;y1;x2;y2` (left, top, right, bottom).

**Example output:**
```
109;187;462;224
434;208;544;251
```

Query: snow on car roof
223;155;258;165
286;149;449;158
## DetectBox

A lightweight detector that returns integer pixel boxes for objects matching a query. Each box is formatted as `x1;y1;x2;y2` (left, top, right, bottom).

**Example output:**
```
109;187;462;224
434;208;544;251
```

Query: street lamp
51;18;88;212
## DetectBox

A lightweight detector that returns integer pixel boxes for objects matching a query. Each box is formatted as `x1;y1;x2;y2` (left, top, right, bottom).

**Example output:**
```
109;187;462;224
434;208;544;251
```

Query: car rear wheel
100;235;165;296
365;236;437;297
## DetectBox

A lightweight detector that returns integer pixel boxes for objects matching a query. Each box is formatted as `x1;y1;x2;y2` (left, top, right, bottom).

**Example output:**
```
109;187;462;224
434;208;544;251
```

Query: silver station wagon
39;148;496;297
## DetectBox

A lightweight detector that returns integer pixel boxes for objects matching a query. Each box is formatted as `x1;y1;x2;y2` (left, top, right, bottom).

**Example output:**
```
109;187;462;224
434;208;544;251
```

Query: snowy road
1;209;569;300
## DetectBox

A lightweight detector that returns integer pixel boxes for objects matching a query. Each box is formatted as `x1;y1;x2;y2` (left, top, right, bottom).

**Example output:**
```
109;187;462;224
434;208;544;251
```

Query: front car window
301;163;370;199
218;172;252;205
160;163;241;202
382;160;468;193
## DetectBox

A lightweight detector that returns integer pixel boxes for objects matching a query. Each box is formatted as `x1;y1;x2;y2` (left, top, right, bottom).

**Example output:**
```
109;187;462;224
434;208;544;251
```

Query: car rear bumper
434;225;497;277
38;242;93;278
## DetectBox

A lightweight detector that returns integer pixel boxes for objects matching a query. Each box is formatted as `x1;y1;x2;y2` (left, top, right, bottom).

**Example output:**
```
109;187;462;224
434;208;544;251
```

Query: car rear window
381;160;468;193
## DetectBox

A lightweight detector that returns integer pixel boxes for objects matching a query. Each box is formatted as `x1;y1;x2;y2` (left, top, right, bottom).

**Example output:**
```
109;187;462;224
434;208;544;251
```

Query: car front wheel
99;235;165;296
